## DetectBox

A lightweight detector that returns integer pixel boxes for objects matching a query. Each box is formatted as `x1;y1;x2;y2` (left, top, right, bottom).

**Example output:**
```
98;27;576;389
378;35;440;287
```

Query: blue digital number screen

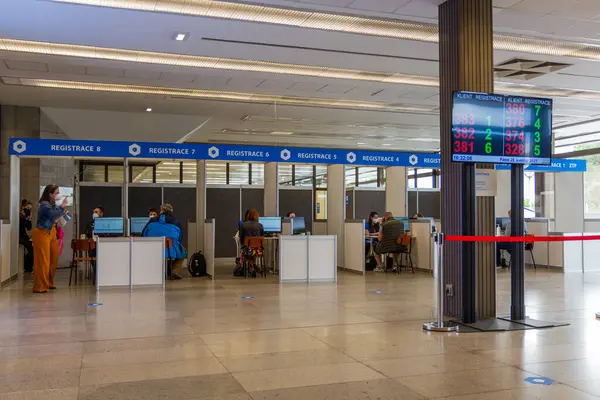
451;92;553;164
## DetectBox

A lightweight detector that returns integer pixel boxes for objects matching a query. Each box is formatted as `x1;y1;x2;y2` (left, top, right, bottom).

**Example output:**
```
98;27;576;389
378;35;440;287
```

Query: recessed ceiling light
357;142;366;145
382;143;392;146
270;131;294;135
146;107;152;112
174;33;188;41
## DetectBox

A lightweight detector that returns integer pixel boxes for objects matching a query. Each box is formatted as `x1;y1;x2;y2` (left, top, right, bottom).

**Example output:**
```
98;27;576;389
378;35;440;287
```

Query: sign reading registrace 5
9;138;441;168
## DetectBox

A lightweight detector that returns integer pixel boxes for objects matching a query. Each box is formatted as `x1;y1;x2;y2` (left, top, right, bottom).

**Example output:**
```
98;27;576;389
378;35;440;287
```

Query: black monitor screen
130;217;149;235
260;217;282;233
451;91;552;165
292;217;306;235
94;217;124;236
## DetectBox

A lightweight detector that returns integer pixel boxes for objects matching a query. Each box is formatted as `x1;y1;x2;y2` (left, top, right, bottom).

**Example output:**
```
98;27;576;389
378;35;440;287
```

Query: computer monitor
292;217;306;235
260;216;282;234
94;217;124;237
130;217;150;236
394;217;410;231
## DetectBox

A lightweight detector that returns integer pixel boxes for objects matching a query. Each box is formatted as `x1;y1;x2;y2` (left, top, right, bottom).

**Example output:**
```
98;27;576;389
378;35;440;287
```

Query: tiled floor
1;268;600;399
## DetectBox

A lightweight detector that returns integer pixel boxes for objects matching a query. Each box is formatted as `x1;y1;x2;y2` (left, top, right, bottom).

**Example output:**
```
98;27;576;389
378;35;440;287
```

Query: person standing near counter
32;185;67;293
19;200;34;273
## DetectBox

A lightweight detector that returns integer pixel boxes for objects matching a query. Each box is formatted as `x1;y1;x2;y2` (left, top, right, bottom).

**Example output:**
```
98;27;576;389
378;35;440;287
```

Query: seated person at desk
286;212;296;218
148;208;158;219
364;211;381;264
142;203;187;280
240;209;264;278
373;212;406;272
497;209;528;268
411;213;424;219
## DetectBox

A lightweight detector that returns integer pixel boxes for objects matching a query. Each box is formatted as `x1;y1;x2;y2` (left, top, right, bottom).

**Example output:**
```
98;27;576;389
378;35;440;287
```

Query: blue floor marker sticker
88;302;104;306
242;296;254;300
373;290;384;294
525;377;553;385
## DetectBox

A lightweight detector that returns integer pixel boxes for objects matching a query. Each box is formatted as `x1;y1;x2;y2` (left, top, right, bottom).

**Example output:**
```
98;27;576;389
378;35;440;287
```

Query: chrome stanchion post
424;233;458;332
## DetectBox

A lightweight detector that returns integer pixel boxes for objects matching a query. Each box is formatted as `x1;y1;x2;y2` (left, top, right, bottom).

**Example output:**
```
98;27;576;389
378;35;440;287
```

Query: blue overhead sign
9;138;440;168
495;159;586;172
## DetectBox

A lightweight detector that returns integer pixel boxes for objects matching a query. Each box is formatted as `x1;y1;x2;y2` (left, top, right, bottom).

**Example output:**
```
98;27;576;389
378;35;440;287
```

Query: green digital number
534;145;540;156
535;132;541;143
485;142;492;154
534;118;541;129
535;105;541;116
486;116;491;126
485;128;492;140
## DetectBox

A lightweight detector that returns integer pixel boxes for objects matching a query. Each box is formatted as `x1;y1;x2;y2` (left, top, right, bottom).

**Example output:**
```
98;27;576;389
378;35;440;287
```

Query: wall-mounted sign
475;170;497;197
495;159;586;172
9;138;441;168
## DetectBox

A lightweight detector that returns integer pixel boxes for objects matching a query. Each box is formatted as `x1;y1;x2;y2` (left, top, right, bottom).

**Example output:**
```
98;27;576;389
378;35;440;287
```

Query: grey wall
418;191;441;219
128;187;162;217
164;187;196;249
280;188;313;233
242;188;264;217
79;186;122;235
345;189;354;220
206;187;240;258
355;190;385;220
408;191;418;217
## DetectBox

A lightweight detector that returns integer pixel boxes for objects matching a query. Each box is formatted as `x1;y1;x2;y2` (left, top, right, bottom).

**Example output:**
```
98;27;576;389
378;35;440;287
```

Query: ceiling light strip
0;38;438;86
9;77;435;113
52;0;600;62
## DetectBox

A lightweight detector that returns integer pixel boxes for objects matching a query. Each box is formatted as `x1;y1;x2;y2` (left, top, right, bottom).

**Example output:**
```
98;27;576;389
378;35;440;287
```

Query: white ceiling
1;0;600;152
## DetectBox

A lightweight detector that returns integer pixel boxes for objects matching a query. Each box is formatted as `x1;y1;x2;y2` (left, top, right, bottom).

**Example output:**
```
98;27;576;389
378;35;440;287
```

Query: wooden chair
243;236;265;278
396;234;414;274
70;239;95;286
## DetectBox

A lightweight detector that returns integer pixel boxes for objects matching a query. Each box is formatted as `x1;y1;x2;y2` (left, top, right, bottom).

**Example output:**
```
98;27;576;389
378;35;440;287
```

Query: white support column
264;162;278;216
495;169;511;217
196;160;207;253
327;164;345;267
9;155;21;279
123;158;129;229
385;166;407;216
555;172;584;232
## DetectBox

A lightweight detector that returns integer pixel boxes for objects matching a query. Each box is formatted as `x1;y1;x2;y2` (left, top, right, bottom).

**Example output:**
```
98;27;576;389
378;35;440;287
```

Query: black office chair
508;234;537;270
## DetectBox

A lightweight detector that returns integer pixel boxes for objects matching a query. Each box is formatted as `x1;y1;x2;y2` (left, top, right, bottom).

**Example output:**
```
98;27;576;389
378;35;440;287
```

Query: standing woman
32;185;67;293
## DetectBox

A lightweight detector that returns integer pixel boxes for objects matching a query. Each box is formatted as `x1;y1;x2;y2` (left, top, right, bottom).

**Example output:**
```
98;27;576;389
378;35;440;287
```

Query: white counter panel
279;236;308;282
97;238;130;287
131;238;164;286
344;221;365;274
309;236;336;282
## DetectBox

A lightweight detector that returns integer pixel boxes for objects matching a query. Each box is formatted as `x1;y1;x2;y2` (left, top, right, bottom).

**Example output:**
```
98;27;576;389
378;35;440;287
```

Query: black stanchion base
448;317;569;333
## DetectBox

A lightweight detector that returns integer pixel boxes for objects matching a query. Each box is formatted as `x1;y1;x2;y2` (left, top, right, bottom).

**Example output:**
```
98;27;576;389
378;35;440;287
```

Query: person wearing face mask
32;185;68;293
148;208;158;219
85;206;105;239
19;199;34;273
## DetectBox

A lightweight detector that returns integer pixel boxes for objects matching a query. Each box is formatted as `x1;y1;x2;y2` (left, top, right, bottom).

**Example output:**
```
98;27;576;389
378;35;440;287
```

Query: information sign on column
451;92;553;165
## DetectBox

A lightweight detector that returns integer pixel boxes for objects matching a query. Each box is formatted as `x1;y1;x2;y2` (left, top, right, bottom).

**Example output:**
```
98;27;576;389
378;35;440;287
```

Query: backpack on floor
188;252;207;277
365;255;377;271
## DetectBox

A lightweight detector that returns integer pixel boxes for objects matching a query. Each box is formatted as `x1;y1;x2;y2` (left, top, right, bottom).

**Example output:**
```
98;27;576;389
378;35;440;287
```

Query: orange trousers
32;227;59;293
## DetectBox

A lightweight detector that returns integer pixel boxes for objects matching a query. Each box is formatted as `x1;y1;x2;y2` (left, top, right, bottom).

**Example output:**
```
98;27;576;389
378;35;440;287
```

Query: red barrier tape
445;235;600;243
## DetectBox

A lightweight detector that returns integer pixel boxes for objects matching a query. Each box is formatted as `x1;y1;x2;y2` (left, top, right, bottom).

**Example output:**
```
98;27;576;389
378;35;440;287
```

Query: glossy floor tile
1;268;600;399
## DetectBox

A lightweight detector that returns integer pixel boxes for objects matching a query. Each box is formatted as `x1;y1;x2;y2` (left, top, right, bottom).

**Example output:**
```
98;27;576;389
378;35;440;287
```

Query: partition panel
407;191;418;217
79;186;122;235
242;188;264;216
164;187;196;249
345;189;354;220
206;187;240;258
128;187;162;217
355;190;385;219
418;191;441;219
279;188;313;233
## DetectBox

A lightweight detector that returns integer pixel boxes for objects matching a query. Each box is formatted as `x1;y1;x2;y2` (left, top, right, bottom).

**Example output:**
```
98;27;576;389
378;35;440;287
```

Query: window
206;161;227;185
582;154;600;217
107;165;124;183
295;165;313;187
358;167;378;187
315;165;327;188
345;166;356;188
279;164;293;186
408;168;438;189
315;189;327;219
81;164;106;182
131;165;154;183
182;161;196;184
155;162;180;183
251;163;264;185
228;162;249;185
524;171;535;218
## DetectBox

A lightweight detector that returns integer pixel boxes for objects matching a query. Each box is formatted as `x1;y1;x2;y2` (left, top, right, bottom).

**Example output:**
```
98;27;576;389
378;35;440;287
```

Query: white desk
279;235;336;283
96;236;165;290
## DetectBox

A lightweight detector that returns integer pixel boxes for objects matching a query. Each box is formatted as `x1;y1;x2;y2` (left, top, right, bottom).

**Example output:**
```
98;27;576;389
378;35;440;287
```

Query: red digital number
505;130;524;142
504;143;525;156
506;103;525;115
454;114;475;125
506;117;525;128
454;141;474;153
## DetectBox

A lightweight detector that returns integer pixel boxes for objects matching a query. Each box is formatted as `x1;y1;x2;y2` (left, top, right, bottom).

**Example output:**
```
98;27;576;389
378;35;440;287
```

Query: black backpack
188;252;207;277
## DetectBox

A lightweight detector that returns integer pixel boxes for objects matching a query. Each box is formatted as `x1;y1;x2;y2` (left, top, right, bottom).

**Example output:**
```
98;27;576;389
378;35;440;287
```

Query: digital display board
451;92;553;164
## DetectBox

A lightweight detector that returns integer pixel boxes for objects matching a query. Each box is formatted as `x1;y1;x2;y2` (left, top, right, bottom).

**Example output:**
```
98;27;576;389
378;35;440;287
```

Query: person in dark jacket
142;203;186;280
19;199;34;273
373;212;406;272
240;209;264;277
